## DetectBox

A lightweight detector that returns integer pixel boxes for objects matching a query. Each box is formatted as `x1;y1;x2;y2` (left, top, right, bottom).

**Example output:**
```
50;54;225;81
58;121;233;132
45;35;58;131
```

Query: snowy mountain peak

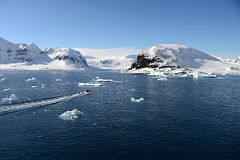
44;48;88;67
135;44;219;69
0;37;88;69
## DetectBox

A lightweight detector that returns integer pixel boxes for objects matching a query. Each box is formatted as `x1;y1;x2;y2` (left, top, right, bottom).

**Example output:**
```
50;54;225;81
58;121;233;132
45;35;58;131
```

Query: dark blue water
0;70;239;160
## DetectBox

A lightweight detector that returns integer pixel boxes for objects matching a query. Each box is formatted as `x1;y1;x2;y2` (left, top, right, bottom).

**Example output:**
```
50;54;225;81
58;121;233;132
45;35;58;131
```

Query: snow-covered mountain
44;48;88;67
75;48;141;70
129;44;240;75
130;44;219;69
0;37;88;70
0;37;51;64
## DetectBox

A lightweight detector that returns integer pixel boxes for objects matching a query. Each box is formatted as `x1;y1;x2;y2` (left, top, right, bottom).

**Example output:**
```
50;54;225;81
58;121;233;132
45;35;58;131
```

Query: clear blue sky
0;0;240;55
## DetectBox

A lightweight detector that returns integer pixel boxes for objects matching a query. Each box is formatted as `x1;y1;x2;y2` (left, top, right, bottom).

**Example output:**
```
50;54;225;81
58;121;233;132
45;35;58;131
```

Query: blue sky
0;0;240;55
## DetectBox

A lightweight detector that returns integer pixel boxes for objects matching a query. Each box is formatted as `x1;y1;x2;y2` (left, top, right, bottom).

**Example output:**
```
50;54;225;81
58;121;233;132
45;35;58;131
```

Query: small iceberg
56;79;61;82
78;82;104;87
26;77;37;82
41;84;45;88
3;88;13;92
157;77;167;81
93;77;114;82
59;109;83;121
0;78;5;83
193;71;216;79
9;94;18;101
131;97;144;103
31;85;37;88
1;94;18;104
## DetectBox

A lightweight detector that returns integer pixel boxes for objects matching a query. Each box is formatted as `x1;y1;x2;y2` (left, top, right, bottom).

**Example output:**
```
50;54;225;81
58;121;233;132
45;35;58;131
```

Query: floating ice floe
193;71;216;79
0;78;5;83
157;77;168;81
31;86;37;88
78;82;104;87
93;77;114;82
131;97;144;103
59;109;83;121
1;94;18;104
56;79;61;82
3;88;13;92
25;77;37;82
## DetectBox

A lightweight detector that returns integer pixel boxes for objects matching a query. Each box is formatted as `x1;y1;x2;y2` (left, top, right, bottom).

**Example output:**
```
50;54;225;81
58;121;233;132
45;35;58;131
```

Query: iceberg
93;77;114;82
1;94;18;104
157;77;168;81
1;98;10;104
31;86;38;88
78;82;104;87
131;97;144;103
59;109;83;121
26;77;37;82
41;84;45;88
193;71;216;79
56;79;61;82
9;94;18;101
3;88;13;92
0;78;5;83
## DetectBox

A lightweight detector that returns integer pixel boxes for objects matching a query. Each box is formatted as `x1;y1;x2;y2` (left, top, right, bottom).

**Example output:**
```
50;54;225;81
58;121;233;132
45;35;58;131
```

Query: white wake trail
0;90;92;115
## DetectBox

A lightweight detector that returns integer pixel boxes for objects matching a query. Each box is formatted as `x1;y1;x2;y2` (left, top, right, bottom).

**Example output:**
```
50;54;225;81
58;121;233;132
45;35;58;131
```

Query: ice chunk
157;77;167;81
3;88;13;92
131;97;144;103
56;79;61;82
193;71;199;79
59;109;83;121
78;82;104;87
31;86;37;88
0;78;5;83
93;77;114;82
25;77;37;82
41;84;45;88
9;94;18;101
1;98;10;104
1;94;18;104
193;71;216;79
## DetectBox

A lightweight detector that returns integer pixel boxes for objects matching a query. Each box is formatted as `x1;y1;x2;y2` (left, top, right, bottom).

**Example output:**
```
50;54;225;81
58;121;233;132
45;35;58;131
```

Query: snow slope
76;48;141;70
0;37;51;64
0;37;88;70
136;44;219;68
129;44;240;75
44;48;88;67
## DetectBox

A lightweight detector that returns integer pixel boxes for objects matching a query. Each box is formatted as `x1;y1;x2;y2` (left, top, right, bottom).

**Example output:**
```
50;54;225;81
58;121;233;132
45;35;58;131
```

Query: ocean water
0;70;239;160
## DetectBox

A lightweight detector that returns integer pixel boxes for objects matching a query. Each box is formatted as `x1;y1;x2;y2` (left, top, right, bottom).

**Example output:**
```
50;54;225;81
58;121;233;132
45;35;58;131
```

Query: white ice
1;94;18;104
59;109;83;121
157;77;168;81
3;88;13;92
0;78;5;83
26;77;37;82
78;82;104;87
93;77;114;82
131;97;144;103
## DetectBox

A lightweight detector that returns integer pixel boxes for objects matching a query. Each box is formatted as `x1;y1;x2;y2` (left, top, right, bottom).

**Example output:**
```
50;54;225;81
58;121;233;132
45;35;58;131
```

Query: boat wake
0;90;92;116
